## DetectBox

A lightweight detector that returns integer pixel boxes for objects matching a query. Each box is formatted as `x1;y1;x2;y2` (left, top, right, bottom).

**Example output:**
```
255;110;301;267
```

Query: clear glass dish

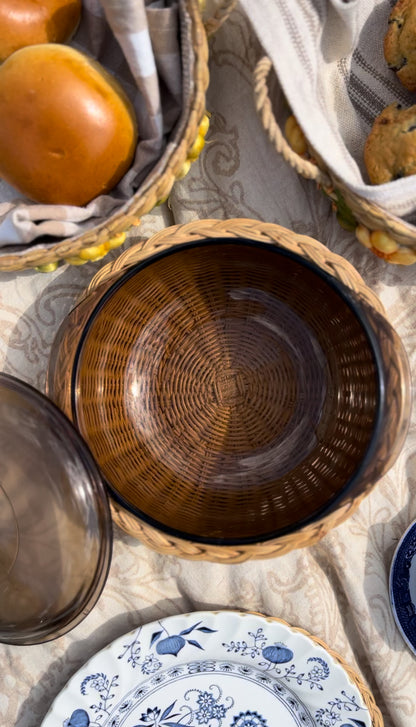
0;373;112;645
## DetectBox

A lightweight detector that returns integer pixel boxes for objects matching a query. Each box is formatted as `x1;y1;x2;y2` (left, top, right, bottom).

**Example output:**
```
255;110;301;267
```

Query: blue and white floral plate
390;520;416;655
41;611;372;727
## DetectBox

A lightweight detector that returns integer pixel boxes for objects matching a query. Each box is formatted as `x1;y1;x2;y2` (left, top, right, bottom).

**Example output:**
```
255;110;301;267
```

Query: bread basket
47;218;411;563
253;55;416;267
250;0;416;270
0;0;237;274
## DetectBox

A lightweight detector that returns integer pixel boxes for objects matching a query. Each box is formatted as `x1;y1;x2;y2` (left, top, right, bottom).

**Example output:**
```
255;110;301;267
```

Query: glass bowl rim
0;372;113;645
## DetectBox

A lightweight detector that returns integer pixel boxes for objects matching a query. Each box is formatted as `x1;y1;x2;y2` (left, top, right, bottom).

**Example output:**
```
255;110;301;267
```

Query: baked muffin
384;0;416;91
364;102;416;183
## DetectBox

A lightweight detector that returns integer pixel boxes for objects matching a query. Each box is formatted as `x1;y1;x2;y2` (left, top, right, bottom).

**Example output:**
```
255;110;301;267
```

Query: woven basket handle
253;56;332;188
201;0;237;36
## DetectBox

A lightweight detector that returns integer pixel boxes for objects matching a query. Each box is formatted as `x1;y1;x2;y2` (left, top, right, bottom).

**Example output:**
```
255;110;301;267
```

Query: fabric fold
240;0;416;221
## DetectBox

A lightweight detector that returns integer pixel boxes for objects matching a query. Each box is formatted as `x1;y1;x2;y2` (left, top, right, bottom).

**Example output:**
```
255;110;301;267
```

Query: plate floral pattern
75;661;314;727
41;611;371;727
390;520;416;655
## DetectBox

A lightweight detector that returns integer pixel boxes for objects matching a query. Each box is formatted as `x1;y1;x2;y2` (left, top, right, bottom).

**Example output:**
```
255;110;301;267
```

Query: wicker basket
47;218;411;563
0;0;237;274
253;56;416;267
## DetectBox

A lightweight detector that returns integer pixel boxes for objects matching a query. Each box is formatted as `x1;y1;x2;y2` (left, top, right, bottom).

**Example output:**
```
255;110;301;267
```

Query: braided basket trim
86;217;386;316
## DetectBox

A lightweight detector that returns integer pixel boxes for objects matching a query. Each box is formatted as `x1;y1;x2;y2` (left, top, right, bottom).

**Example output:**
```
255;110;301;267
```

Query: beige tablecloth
1;7;416;727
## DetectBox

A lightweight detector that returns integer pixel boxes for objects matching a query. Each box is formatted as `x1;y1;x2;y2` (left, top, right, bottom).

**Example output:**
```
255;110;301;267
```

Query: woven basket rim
77;233;387;547
85;217;386;315
73;217;393;562
0;0;210;273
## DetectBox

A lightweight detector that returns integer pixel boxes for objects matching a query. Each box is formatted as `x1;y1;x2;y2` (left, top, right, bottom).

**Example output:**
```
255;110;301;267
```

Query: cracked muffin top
364;102;416;183
384;0;416;91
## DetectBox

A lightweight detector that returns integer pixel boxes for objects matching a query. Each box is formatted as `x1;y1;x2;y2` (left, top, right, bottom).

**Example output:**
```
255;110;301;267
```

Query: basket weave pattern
47;218;409;563
84;218;386;314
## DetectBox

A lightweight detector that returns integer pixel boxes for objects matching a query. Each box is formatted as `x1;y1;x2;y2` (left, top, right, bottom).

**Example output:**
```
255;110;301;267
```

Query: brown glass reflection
67;243;386;542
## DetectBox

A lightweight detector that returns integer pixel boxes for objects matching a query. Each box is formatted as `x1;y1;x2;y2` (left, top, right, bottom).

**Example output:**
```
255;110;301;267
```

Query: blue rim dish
390;520;416;655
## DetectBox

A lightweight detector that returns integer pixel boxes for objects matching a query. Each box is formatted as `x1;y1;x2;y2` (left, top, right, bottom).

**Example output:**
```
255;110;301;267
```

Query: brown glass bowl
0;373;112;645
47;239;411;550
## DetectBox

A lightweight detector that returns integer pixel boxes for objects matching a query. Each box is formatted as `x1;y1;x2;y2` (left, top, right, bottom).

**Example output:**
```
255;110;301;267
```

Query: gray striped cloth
0;0;187;247
240;0;416;223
